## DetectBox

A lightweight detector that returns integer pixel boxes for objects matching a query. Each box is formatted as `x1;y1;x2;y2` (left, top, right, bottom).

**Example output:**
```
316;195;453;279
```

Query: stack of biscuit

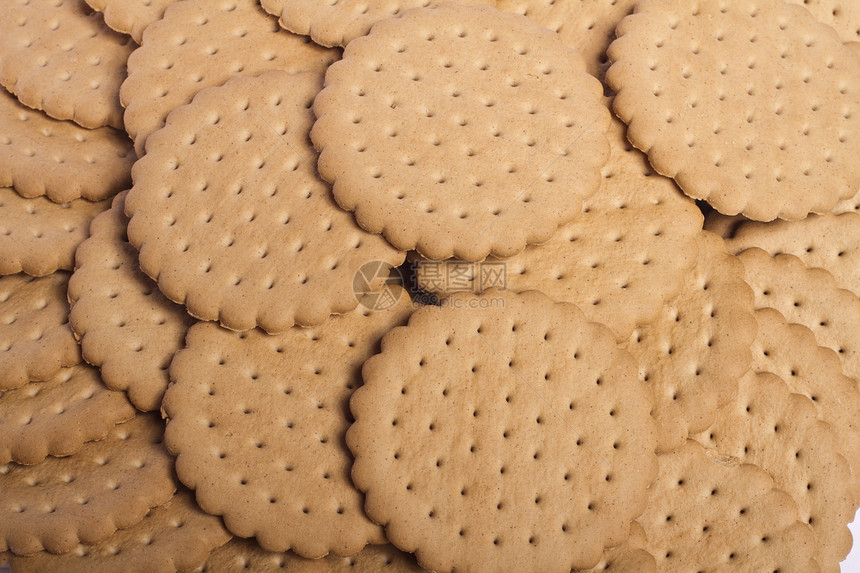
0;0;858;571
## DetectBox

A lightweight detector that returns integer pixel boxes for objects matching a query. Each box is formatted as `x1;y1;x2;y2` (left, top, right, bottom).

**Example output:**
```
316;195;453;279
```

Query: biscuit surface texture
164;292;414;557
607;0;860;221
312;3;610;261
637;440;819;571
8;489;231;573
786;0;860;43
0;272;81;390
0;414;176;556
126;71;404;334
69;191;195;411
0;89;134;203
0;188;109;277
0;0;134;129
0;364;135;465
350;289;657;572
622;232;757;452
261;0;493;48
121;0;339;155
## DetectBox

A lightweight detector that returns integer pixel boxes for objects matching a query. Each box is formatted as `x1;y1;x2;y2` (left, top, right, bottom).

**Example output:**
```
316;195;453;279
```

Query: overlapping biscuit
787;0;860;43
126;71;404;333
727;212;860;296
0;89;133;203
748;308;860;505
607;0;860;221
0;0;134;129
121;0;339;156
692;371;854;571
0;413;176;556
163;290;414;557
0;272;81;390
0;188;109;277
497;0;639;78
260;0;493;48
636;440;818;571
85;0;179;43
622;232;757;452
8;489;231;573
350;289;657;572
738;247;860;385
414;115;701;341
197;539;425;572
68;191;195;412
576;522;655;573
0;364;135;466
312;3;610;261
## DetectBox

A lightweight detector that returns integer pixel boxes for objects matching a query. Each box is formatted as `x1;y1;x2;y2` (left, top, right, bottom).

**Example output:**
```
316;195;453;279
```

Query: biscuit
727;212;860;296
0;364;135;466
693;371;853;571
163;289;414;557
0;0;134;129
85;0;178;43
0;89;134;203
749;308;860;505
260;0;493;48
607;0;860;221
68;191;195;412
0;272;81;390
0;188;109;277
8;489;231;573
121;0;339;156
702;212;748;239
636;440;818;571
0;413;176;556
834;192;860;214
497;0;639;78
622;232;757;452
350;289;657;572
414;115;702;341
126;71;404;334
197;539;425;572
787;0;860;43
577;521;655;572
737;247;860;385
312;3;610;261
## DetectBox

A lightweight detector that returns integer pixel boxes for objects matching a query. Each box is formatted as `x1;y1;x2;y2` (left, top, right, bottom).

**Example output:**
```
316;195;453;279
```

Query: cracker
68;191;195;412
350;289;657;572
0;0;134;130
834;192;860;214
0;188;109;277
787;0;860;43
692;371;853;571
8;489;231;573
163;289;414;557
0;364;135;466
497;0;638;79
0;272;81;391
197;539;425;572
414;114;702;341
636;440;818;571
702;212;748;239
577;522;655;573
0;413;176;556
126;71;404;334
0;89;133;203
84;0;178;43
261;0;494;48
738;247;860;385
606;0;860;221
727;212;860;296
311;3;610;261
749;307;860;505
622;232;757;452
120;0;339;156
